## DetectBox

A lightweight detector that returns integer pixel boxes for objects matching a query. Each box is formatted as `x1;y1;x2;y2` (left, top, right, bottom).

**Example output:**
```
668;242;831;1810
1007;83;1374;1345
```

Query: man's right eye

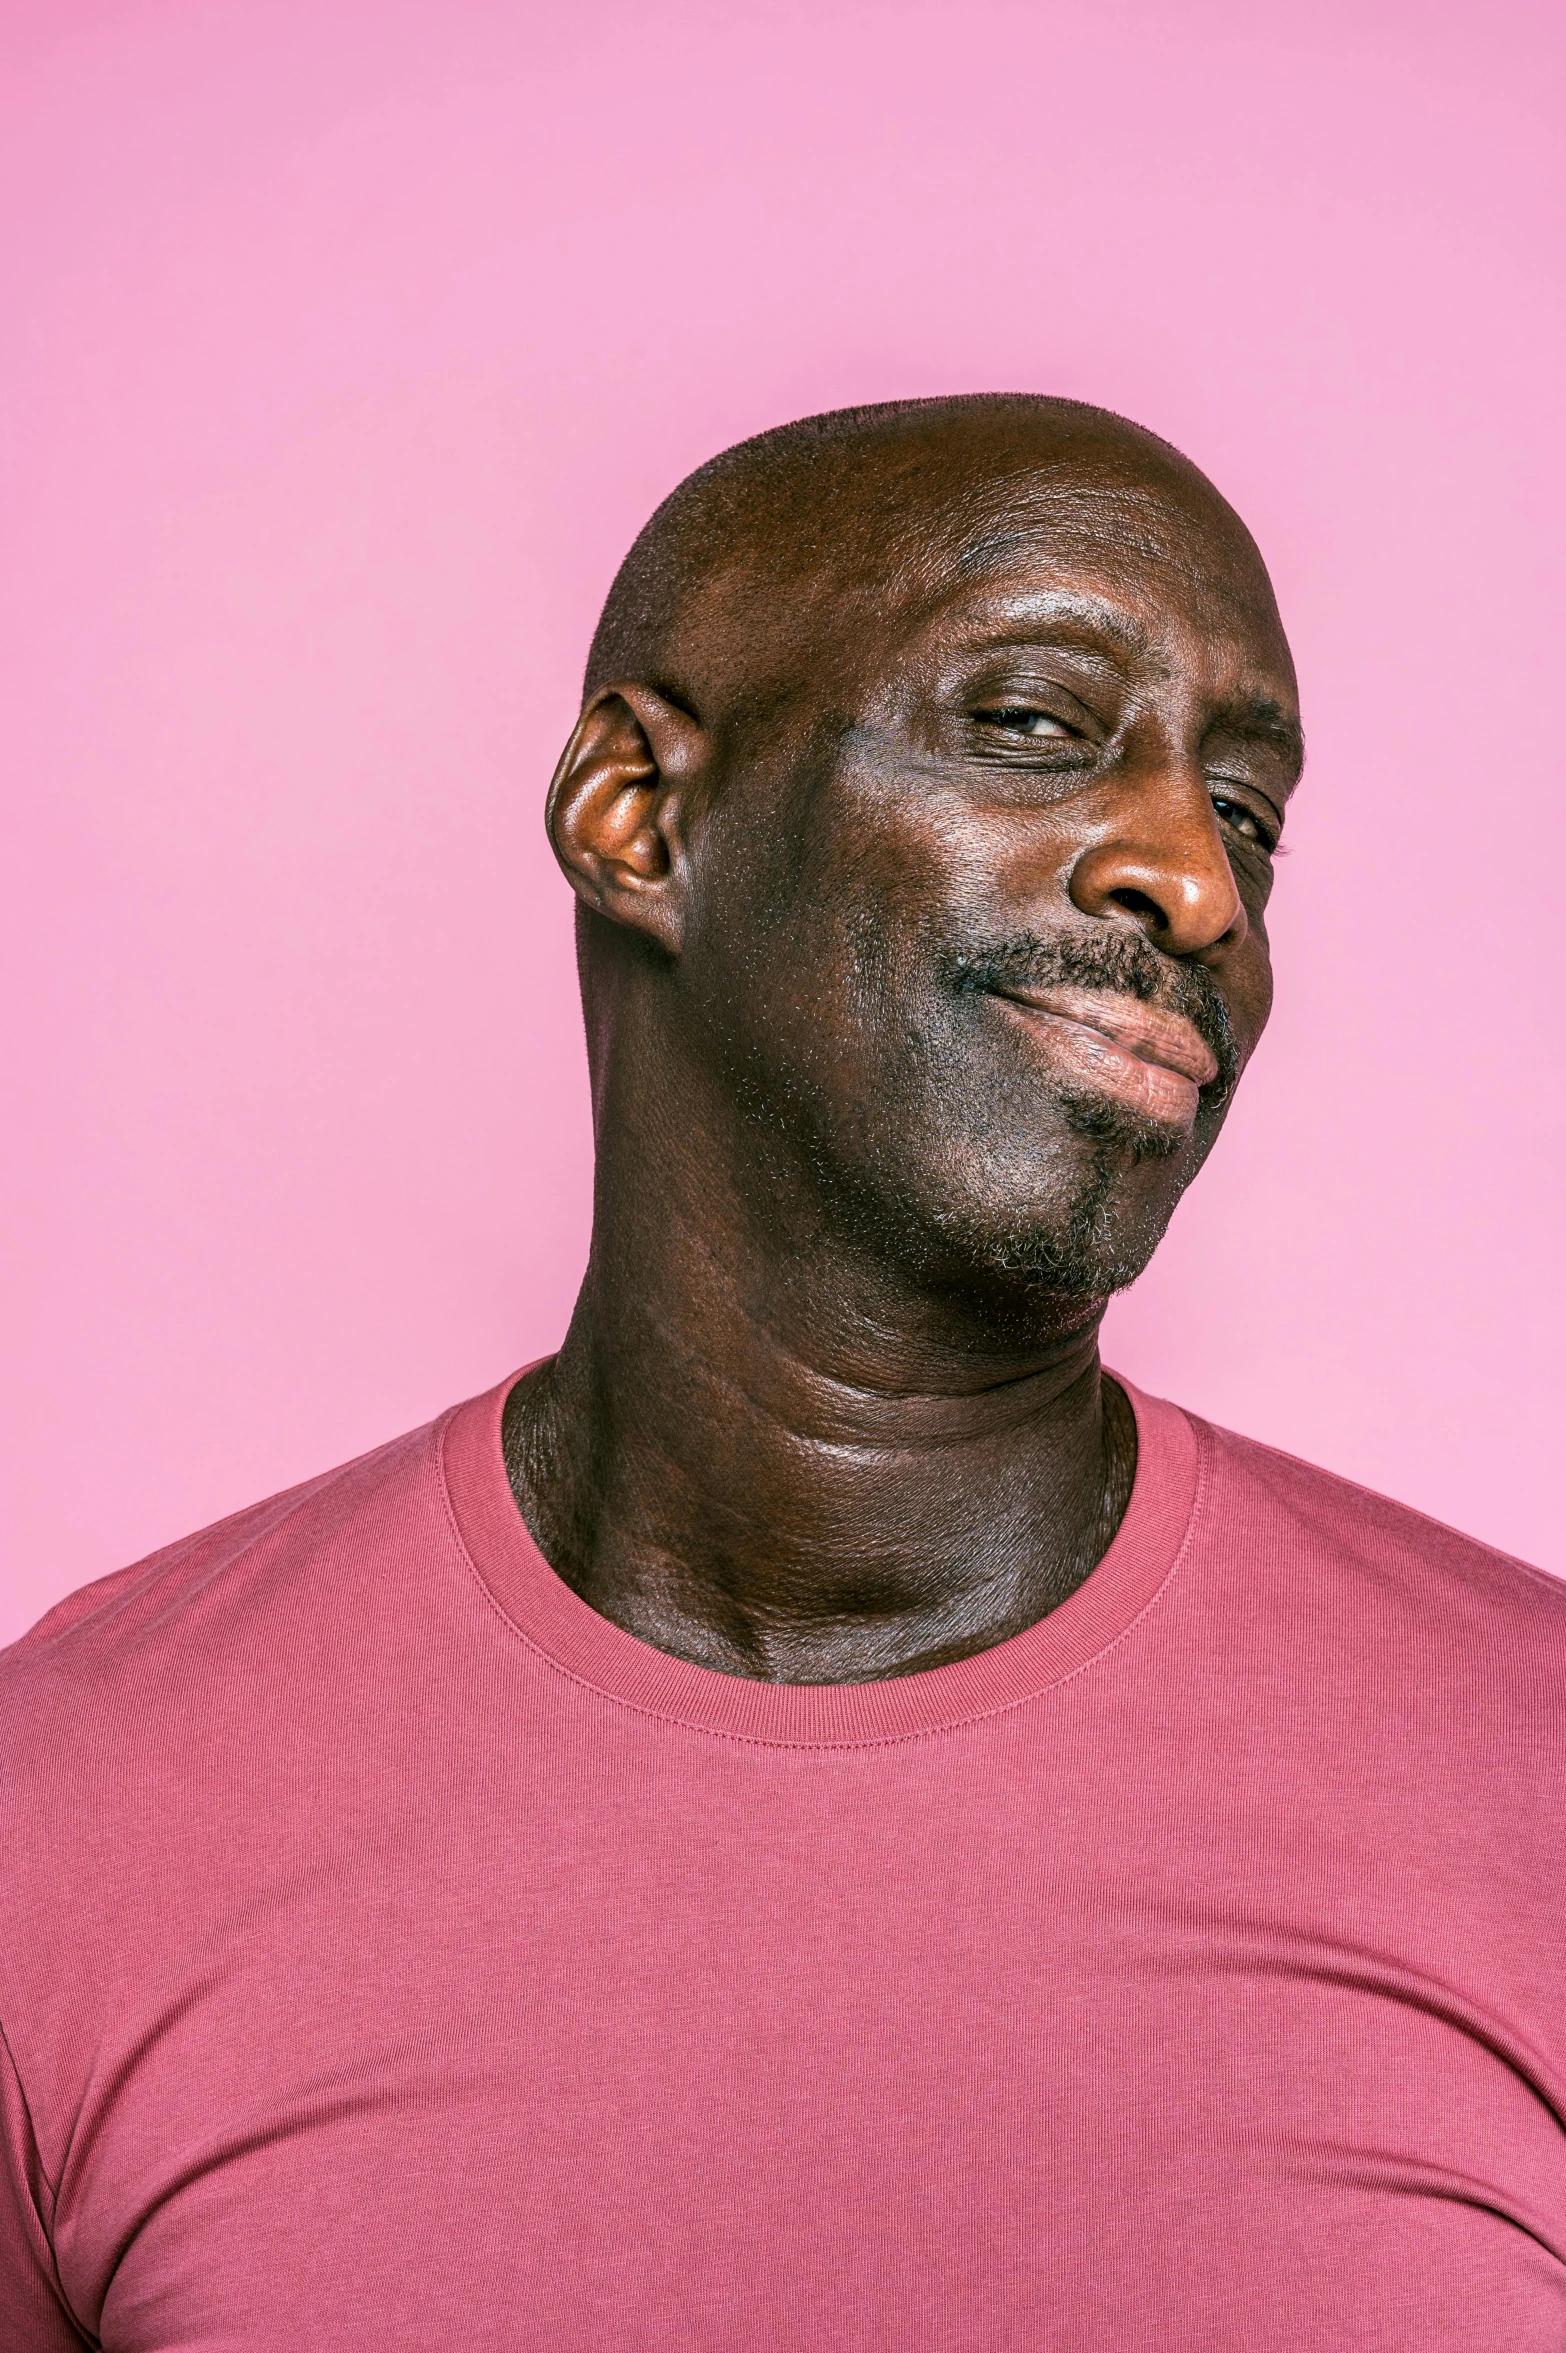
974;708;1075;738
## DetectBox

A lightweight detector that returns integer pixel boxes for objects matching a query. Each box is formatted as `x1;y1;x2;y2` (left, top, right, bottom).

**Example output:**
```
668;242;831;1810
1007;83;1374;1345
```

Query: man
2;395;1562;2349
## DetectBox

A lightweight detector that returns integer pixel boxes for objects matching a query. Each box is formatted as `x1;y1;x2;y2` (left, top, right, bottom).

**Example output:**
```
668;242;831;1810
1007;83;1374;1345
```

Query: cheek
982;808;1083;907
680;832;912;1093
1228;938;1274;1063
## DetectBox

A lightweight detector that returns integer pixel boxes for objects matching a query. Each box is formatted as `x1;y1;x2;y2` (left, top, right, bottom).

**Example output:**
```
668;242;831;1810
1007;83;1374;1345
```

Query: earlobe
545;683;707;955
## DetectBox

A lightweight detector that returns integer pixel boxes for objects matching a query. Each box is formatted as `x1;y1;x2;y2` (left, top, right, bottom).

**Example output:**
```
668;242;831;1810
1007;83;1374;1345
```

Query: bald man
3;397;1563;2350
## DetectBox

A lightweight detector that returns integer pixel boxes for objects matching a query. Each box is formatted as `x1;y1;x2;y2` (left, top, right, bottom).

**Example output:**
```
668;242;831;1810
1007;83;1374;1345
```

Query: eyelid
962;669;1106;728
1210;788;1282;853
970;706;1089;747
969;695;1095;733
972;704;1076;723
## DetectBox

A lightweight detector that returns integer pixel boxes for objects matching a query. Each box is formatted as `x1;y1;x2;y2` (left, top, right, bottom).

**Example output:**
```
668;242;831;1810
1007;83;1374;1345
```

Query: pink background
2;0;1561;1644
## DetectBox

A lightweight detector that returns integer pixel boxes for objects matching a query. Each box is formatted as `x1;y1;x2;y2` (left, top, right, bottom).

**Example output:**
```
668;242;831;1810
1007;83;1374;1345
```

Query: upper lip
990;984;1220;1087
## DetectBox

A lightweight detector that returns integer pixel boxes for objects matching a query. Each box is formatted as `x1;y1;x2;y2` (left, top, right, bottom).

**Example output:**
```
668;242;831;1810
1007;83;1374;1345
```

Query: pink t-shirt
2;1374;1563;2349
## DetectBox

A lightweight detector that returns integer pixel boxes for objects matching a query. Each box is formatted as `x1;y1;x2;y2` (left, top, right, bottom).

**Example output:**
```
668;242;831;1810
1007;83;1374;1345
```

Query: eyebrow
1207;695;1306;779
953;587;1154;659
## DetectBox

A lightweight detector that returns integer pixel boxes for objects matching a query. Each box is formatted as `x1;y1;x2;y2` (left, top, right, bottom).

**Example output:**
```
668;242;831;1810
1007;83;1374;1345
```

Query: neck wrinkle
514;1008;1132;1683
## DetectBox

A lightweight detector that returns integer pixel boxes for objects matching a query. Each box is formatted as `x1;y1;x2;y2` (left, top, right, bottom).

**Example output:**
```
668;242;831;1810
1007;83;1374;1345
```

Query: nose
1067;770;1246;957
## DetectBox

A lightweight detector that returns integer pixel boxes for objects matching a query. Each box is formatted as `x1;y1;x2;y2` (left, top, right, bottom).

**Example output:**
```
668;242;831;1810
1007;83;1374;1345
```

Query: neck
503;1041;1136;1684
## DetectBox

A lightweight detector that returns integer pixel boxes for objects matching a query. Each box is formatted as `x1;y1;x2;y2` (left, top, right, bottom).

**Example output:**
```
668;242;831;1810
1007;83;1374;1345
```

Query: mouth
987;983;1221;1130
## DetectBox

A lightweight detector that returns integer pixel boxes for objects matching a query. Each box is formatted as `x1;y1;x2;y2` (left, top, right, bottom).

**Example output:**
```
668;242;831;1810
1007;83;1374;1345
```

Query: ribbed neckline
439;1369;1198;1746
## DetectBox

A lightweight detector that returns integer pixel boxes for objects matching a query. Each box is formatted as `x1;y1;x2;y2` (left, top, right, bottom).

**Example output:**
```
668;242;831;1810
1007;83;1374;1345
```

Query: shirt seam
432;1403;1205;1755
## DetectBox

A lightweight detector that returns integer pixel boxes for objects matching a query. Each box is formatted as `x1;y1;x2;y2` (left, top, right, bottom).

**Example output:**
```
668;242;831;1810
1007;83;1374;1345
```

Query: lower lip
991;999;1205;1127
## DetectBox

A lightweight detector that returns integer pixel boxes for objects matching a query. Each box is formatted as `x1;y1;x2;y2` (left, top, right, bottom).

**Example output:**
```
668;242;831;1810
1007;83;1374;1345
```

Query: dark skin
503;406;1302;1683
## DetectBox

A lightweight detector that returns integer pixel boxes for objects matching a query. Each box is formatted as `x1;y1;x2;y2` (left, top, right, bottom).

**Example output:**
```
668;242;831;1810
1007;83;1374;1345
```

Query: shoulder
1181;1405;1566;1674
0;1408;461;1805
0;1400;499;2192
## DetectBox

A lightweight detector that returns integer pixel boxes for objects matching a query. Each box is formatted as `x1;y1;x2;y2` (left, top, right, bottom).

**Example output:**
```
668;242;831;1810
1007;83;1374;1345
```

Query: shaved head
583;394;1279;713
549;390;1299;1316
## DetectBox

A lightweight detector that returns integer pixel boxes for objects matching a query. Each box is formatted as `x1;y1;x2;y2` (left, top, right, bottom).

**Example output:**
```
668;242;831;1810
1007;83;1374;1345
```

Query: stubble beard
713;916;1240;1318
841;921;1238;1305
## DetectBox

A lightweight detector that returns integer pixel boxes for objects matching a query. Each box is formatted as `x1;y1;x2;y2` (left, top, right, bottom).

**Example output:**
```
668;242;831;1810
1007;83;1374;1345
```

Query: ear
545;683;709;957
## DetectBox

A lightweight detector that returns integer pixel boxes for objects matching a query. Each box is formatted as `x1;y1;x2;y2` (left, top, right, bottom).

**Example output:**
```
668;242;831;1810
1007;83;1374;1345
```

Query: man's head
548;395;1301;1316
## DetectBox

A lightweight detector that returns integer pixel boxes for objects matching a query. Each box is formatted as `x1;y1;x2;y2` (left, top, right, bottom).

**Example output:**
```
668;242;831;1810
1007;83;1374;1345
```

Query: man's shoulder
0;1407;461;1791
1181;1402;1566;1653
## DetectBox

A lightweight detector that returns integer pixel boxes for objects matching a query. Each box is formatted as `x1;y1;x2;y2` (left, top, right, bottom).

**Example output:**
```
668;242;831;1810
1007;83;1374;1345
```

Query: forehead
869;469;1296;692
676;439;1299;750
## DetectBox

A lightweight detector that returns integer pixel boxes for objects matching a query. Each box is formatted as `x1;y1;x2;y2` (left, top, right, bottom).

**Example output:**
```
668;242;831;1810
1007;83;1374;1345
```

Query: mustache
941;926;1241;1098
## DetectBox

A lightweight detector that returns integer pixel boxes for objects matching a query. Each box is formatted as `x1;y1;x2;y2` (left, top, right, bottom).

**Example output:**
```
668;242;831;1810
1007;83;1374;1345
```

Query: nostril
1106;887;1167;928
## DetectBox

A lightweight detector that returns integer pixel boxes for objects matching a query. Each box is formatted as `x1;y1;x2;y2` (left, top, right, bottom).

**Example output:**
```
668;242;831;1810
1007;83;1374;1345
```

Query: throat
501;1337;1138;1686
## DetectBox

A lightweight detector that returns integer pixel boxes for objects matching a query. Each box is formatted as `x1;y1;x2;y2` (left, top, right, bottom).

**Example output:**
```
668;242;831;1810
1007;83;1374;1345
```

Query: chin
910;1096;1212;1302
894;1157;1179;1305
815;1073;1219;1306
947;1202;1169;1299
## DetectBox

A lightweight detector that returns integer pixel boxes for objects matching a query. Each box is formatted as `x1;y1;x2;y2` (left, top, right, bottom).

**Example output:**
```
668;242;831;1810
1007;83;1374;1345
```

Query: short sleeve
0;2025;87;2350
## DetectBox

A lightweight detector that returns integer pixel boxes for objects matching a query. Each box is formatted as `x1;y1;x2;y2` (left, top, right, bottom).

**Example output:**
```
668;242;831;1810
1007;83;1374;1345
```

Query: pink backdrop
3;0;1561;1643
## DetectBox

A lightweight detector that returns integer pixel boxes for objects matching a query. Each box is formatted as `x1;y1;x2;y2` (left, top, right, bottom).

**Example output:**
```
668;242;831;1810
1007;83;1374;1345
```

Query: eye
1210;792;1278;853
974;707;1076;739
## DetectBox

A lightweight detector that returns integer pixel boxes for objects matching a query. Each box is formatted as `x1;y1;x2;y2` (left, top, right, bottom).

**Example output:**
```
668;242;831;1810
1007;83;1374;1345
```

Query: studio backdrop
3;0;1561;1641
